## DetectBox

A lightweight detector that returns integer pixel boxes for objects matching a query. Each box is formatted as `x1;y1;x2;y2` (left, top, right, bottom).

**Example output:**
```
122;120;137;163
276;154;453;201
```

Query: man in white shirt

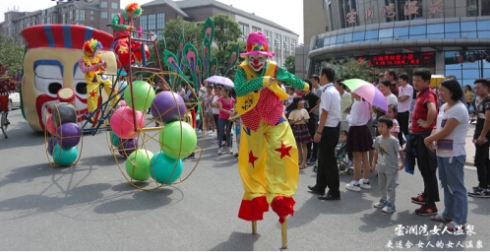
286;87;298;106
308;67;342;200
307;74;323;165
397;73;413;145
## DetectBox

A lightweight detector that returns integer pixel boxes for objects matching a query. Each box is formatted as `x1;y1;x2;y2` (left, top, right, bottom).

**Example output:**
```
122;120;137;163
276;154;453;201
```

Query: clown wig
82;39;103;56
125;3;142;17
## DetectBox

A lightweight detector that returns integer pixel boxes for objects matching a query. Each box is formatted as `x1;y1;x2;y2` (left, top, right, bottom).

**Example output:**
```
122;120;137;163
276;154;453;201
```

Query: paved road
0;109;489;250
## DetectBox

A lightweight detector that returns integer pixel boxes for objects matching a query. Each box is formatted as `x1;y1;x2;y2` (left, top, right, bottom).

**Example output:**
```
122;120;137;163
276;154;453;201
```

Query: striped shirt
411;87;438;133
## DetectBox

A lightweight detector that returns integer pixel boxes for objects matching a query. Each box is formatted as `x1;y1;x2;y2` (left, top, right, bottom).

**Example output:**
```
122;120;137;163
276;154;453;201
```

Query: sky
0;0;304;43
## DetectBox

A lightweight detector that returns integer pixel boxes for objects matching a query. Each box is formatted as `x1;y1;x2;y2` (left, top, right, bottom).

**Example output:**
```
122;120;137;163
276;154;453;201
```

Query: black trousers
397;111;410;145
306;114;318;160
412;134;440;204
316;125;340;196
474;142;490;188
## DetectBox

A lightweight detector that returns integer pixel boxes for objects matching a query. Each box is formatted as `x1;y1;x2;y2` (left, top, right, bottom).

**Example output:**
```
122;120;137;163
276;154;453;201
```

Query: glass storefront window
463;32;478;38
336;34;344;44
427;24;444;32
426;33;444;38
353;31;365;41
410;34;426;39
344;33;352;43
379;28;393;38
409;25;426;35
461;21;477;31
445;33;461;38
365;30;378;41
477;20;490;30
445;23;460;33
394;27;409;36
479;31;490;38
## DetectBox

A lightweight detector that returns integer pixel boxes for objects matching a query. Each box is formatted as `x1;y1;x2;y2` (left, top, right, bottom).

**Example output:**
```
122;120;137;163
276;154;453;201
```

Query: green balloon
124;80;155;111
52;145;78;166
159;121;197;159
125;149;154;181
110;131;119;147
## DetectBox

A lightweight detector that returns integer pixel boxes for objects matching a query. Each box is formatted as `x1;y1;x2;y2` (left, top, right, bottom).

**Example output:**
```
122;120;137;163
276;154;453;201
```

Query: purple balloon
118;137;138;157
48;137;59;156
151;91;186;124
57;122;81;148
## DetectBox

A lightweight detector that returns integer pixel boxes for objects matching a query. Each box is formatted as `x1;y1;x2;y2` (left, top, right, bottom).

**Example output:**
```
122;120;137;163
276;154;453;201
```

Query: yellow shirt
288;108;310;125
465;91;473;103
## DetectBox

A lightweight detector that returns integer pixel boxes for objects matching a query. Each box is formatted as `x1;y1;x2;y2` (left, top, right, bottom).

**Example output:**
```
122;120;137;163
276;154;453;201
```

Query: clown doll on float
234;32;309;249
110;2;150;73
20;24;117;132
79;39;120;123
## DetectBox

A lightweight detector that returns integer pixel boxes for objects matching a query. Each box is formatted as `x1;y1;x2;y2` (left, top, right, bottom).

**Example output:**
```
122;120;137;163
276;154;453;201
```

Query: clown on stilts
234;32;309;249
110;3;149;73
79;39;119;123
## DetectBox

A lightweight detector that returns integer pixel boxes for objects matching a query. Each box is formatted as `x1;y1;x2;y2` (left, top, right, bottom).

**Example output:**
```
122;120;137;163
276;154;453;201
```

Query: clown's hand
262;76;274;87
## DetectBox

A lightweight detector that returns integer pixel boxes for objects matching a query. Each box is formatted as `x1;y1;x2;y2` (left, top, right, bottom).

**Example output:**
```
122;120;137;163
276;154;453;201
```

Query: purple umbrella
343;79;388;112
205;75;234;88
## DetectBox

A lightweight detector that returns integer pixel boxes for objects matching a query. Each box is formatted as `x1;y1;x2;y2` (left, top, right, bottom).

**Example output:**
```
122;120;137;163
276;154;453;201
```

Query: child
386;104;401;185
288;97;312;169
372;116;405;213
386;104;400;140
336;130;348;161
345;92;373;192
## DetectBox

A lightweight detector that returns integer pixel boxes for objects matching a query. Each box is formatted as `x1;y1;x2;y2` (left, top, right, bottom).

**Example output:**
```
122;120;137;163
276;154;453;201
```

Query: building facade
0;0;120;44
138;0;299;67
306;0;490;86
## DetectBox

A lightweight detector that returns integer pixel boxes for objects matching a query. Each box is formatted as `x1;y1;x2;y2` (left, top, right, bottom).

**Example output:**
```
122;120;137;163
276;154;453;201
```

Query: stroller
312;141;353;175
336;141;353;175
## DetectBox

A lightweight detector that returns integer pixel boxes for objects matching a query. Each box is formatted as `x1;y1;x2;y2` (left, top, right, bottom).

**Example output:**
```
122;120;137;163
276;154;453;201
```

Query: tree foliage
147;39;167;70
212;14;241;51
284;55;295;74
163;16;202;56
323;58;373;81
0;33;24;76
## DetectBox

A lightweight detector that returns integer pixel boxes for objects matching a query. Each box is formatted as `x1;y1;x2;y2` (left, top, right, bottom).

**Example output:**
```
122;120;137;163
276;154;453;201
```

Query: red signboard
358;52;436;67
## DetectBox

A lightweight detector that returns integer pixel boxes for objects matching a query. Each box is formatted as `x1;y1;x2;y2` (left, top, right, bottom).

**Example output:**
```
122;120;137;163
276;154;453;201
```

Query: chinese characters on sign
346;9;357;26
359;52;436;67
429;0;443;15
363;6;374;21
382;3;397;19
386;224;482;249
404;1;419;19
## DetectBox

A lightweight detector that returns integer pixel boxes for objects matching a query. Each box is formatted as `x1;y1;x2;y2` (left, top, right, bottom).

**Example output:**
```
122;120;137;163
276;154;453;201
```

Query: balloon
110;106;145;139
159;121;197;159
47;137;59;156
57;122;81;148
46;114;57;135
149;151;183;184
51;103;77;127
125;149;154;181
124;80;155;111
119;100;127;107
52;145;78;166
118;137;138;157
151;91;186;124
110;131;119;147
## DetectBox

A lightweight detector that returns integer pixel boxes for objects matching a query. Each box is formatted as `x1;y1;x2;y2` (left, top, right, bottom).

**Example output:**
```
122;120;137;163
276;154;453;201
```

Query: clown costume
79;39;119;123
234;32;309;225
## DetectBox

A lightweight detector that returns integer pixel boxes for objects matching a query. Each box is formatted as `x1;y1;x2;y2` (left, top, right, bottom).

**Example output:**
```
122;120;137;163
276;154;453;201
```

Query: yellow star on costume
118;46;128;54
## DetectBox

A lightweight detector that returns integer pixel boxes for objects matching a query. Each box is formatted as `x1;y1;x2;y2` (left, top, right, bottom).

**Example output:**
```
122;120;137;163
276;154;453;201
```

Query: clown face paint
248;55;267;72
23;48;117;132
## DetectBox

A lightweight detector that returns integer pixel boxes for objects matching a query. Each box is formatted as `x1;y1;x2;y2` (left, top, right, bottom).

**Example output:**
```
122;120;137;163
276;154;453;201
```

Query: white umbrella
205;75;234;88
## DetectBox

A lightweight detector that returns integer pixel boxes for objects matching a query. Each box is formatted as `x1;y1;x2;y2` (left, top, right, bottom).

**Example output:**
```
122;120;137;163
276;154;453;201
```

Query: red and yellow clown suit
111;3;150;71
234;32;309;224
0;65;12;114
79;39;119;121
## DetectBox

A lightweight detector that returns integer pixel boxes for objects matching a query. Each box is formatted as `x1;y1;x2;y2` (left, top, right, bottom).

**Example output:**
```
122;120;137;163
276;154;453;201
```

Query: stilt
280;220;288;250
252;221;257;235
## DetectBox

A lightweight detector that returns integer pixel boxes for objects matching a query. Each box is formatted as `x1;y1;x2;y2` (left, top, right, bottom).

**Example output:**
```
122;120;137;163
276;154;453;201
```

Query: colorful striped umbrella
343;79;388;112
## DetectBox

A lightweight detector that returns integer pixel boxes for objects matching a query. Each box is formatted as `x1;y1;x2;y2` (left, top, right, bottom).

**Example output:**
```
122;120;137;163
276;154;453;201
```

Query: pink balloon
46;114;57;135
110;107;145;139
119;100;127;107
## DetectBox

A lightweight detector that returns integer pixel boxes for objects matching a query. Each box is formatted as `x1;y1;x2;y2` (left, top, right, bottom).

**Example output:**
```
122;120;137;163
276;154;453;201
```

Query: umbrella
205;75;234;88
343;79;388;112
